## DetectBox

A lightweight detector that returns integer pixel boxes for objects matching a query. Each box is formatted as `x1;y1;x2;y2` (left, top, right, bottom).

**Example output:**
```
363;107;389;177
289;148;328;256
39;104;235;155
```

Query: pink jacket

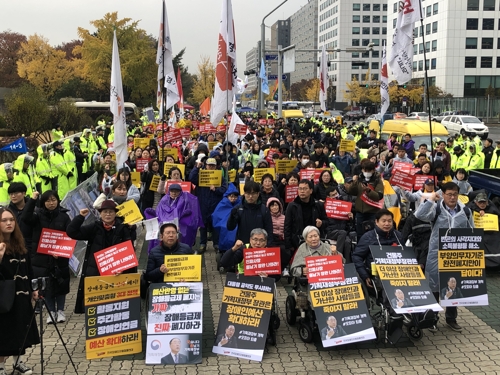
266;197;285;240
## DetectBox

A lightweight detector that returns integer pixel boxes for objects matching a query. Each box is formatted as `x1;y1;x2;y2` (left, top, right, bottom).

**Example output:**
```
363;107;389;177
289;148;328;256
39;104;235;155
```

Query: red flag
200;97;211;117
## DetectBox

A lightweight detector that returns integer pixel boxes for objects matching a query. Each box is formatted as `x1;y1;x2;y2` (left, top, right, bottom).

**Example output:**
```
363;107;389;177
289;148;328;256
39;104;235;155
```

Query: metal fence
430;97;500;123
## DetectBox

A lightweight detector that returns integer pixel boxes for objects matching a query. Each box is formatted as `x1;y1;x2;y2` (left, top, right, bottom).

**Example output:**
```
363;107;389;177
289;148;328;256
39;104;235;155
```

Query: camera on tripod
31;277;48;291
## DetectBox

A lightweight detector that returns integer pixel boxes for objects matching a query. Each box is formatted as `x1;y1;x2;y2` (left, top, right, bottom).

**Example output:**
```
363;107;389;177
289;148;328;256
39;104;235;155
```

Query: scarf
103;221;115;231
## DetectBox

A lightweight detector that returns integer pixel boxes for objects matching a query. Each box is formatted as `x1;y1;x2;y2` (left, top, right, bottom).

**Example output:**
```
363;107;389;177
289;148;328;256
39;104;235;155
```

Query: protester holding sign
116;168;141;204
414;182;474;332
21;190;72;324
141;159;162;211
67;200;133;314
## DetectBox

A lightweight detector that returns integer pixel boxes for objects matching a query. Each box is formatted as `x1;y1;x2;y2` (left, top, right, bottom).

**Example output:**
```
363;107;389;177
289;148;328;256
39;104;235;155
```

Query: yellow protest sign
163;148;178;161
133;138;150;149
228;169;236;181
163;162;186;176
163;255;202;282
253;167;276;183
199;170;222;187
458;195;469;204
339;139;356;152
275;160;296;174
208;141;218;151
130;172;141;188
239;182;245;195
116;200;144;225
149;174;161;191
473;212;499;231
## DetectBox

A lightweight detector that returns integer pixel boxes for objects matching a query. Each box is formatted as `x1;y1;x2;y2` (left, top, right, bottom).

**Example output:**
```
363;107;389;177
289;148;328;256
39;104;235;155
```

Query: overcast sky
1;0;307;73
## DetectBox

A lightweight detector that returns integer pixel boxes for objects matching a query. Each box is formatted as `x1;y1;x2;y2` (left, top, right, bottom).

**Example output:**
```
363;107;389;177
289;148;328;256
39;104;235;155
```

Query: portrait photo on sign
146;334;202;365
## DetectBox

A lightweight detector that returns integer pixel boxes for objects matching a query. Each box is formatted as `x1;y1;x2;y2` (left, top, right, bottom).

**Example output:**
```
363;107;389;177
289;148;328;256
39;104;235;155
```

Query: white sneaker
0;367;6;375
13;362;32;375
56;310;66;323
282;269;290;277
47;312;57;325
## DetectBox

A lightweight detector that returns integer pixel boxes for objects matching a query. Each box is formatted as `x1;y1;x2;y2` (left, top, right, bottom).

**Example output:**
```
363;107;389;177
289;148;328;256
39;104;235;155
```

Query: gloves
67;172;74;178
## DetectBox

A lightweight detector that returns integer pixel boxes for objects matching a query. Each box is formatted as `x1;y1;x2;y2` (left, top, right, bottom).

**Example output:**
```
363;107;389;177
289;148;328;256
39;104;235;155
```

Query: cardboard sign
391;161;413;175
146;282;203;365
275;160;296;175
305;255;344;282
131;171;141;188
85;274;142;359
285;185;299;203
438;228;488;307
324;199;352;220
163;255;202;282
116;200;144;225
339;139;355;152
371;245;442;314
166;181;192;193
213;273;274;362
134;138;150;149
473;212;499;231
309;264;376;348
94;240;138;276
163;162;186;176
243;247;281;276
390;170;415;191
136;158;150;172
414;175;435;190
149;175;161;191
253;167;275;183
37;228;77;258
198;170;222;187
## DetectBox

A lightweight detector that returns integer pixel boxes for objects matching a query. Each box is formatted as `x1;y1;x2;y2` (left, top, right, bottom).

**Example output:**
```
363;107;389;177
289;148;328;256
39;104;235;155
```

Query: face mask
301;159;309;166
363;172;373;179
113;195;127;204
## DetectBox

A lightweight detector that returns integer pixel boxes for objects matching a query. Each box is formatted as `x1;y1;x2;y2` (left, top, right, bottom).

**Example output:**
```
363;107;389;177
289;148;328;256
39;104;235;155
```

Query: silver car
440;115;489;138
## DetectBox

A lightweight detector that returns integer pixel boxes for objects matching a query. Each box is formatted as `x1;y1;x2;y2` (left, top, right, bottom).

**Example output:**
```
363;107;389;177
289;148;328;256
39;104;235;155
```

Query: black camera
31;277;48;291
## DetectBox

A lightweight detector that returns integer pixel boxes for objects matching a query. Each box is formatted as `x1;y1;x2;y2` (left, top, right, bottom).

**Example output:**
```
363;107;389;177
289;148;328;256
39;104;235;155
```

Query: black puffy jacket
146;241;194;283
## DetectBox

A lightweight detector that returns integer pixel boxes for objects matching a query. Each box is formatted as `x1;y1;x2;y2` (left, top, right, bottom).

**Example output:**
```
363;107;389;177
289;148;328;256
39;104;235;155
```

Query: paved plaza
21;233;500;375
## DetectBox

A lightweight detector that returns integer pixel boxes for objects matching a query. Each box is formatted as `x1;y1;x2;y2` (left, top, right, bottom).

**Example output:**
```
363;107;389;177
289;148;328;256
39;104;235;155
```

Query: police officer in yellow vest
35;144;54;193
12;154;36;197
0;163;14;206
51;124;64;141
464;144;483;171
490;140;500;169
451;146;468;173
50;141;72;200
64;139;78;190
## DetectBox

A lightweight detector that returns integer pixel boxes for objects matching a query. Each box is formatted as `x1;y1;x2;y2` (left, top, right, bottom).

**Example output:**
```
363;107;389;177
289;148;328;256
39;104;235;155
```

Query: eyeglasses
444;193;458;198
250;238;266;243
163;231;177;236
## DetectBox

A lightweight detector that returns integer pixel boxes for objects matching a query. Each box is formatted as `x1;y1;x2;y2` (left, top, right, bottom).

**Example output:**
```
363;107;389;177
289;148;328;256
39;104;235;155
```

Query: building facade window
466;37;478;49
433;3;439;14
419;43;424;54
432;40;437;51
363;4;370;11
426;6;432;17
383;4;388;11
353;15;360;23
467;0;479;10
413;61;417;71
481;56;493;68
353;3;361;11
432;21;438;33
414;44;418;55
465;57;477;68
352;39;360;46
362;39;370;46
483;18;495;30
431;58;437;69
371;62;379;70
363;15;370;22
372;27;380;34
372;50;379;58
373;15;380;23
353;27;360;34
484;0;496;11
373;4;380;11
382;27;387;35
362;27;370;34
393;2;398;12
426;24;431;35
351;74;359;81
482;37;494;49
425;41;430;52
418;60;423;71
467;18;479;30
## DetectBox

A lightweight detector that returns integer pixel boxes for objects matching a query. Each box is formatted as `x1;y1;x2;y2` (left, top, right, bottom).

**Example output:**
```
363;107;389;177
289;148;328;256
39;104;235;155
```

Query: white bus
73;101;139;118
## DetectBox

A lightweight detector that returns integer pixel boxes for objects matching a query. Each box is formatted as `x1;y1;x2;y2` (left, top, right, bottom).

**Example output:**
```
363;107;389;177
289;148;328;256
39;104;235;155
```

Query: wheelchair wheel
273;315;281;330
285;295;297;325
408;325;423;341
298;321;314;343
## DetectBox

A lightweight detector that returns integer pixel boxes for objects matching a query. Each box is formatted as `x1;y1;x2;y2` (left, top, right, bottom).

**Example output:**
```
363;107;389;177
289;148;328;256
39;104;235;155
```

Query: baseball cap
168;183;182;192
206;158;217;165
344;177;354;183
424;178;435;185
475;192;488;202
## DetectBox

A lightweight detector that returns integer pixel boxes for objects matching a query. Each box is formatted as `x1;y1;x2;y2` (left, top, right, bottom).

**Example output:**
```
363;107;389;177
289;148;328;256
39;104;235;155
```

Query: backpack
432;202;471;227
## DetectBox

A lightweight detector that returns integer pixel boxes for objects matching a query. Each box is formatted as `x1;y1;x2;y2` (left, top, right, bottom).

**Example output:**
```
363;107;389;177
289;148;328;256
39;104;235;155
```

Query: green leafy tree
188;56;215;106
49;101;93;135
172;48;195;103
0;30;27;88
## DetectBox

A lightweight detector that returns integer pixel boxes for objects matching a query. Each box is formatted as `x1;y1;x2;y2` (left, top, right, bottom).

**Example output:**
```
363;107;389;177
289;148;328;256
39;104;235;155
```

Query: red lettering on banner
360;192;384;209
391;161;413;175
414;175;434;190
166;181;192;192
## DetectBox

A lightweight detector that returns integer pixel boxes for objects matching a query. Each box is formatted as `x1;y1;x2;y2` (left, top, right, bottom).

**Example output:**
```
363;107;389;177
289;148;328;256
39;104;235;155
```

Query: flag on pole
319;45;329;112
388;0;422;84
212;0;237;126
236;76;248;94
110;30;127;168
227;96;245;145
0;137;27;153
200;97;211;117
259;58;269;95
168;108;177;127
157;0;179;110
380;42;390;118
176;68;184;119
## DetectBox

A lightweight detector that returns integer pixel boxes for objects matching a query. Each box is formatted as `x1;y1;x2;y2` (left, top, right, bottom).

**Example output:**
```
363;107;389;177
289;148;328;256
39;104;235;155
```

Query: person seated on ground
145;222;194;283
260;173;282;206
290;226;344;278
314;170;338;202
402;210;432;273
212;184;241;256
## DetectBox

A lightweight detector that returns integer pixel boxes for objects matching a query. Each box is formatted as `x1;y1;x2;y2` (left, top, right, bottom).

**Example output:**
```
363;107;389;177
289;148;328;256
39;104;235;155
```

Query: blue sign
0;137;27;153
265;55;278;61
268;75;287;81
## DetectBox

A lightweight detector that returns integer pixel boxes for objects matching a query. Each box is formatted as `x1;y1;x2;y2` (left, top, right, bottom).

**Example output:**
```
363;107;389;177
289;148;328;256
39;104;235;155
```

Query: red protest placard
191;120;200;129
37;228;77;258
285;185;299;203
243;247;281;276
258;119;267;125
163;128;182;143
94;240;138;276
203;122;216;133
414;175;434;189
324;198;352;220
216;124;226;132
360;191;384;209
180;128;191;138
136;158;150;172
299;168;316;181
391;161;414;175
306;255;344;282
234;124;248;135
166;180;192;192
390;170;415;191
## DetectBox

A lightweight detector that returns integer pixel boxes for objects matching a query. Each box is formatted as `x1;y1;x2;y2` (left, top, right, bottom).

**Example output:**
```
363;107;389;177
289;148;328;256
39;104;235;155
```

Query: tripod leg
40;298;78;375
12;297;41;375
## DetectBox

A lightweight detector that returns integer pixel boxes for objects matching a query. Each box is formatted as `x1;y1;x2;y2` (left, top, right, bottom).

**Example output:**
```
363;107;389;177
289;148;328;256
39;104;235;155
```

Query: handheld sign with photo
213;273;275;362
285;185;299;203
370;245;442;314
390;170;415;191
253;167;275;183
309;264;375;348
324;199;352;220
243;247;281;276
339;139;356;152
306;255;344;283
163;255;202;282
136;158;150;172
438;228;488;307
116;200;144;225
199;170;222;187
146;282;203;365
94;240;138;276
37;228;77;258
85;274;142;359
149;175;161;191
275;160;296;174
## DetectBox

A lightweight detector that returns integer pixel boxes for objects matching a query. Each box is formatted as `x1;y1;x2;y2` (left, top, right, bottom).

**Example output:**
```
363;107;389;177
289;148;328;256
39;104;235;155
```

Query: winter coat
145;241;194;283
284;195;328;250
414;199;474;292
227;197;273;247
66;214;132;313
314;181;337;201
188;166;227;222
260;186;282;206
332;154;356;176
9;199;33;253
352;226;403;282
401;139;415;158
266;197;285;244
467;201;500;267
21;198;71;296
347;174;384;214
291;242;334;277
401;213;432;270
212;184;241;252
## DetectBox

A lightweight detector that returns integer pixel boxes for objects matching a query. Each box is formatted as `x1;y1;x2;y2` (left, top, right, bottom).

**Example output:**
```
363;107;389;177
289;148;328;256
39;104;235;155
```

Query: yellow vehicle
369;119;449;149
281;109;305;120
